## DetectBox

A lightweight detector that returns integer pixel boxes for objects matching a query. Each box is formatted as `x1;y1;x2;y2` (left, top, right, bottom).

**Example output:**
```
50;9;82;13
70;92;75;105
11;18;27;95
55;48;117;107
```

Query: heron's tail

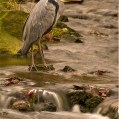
17;41;32;55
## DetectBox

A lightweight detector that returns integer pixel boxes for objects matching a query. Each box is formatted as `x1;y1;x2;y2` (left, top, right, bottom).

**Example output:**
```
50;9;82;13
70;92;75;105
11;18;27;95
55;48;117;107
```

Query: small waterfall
0;94;6;107
72;104;80;113
0;88;67;111
3;96;14;108
0;87;112;119
93;97;118;119
42;90;62;111
0;83;115;119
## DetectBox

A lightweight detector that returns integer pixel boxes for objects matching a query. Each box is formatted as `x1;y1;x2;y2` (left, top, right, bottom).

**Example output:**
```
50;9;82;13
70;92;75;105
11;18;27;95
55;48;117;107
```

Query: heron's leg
29;45;38;71
37;39;47;67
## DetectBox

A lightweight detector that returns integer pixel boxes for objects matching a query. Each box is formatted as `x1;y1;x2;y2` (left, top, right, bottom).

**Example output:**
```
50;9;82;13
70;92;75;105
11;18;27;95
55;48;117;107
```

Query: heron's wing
23;2;56;43
22;15;29;33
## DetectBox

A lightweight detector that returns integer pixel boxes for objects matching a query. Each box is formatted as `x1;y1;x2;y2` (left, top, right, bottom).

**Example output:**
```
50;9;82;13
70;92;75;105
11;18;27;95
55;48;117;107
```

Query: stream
0;0;118;119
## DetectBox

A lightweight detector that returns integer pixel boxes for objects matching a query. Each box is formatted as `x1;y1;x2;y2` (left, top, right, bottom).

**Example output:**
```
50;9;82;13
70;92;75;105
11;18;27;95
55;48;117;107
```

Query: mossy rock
62;66;76;72
85;96;103;112
68;90;92;105
0;30;22;54
52;22;82;43
54;22;82;37
67;90;103;113
0;10;28;54
28;64;55;71
1;10;28;40
12;100;32;111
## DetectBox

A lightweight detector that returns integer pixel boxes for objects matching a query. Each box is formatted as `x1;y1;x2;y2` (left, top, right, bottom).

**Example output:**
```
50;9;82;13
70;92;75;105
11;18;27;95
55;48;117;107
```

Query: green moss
52;27;64;37
68;91;103;113
1;10;28;40
0;30;22;54
53;22;82;37
0;10;28;54
68;91;92;105
0;11;9;20
85;96;103;112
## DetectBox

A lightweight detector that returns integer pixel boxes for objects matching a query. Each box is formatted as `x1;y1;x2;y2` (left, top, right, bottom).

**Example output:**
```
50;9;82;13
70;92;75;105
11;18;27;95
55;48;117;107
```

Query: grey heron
18;0;65;71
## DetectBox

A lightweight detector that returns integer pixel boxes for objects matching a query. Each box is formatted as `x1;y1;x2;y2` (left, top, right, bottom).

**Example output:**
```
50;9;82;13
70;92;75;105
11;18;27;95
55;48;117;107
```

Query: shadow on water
0;55;54;67
0;56;31;67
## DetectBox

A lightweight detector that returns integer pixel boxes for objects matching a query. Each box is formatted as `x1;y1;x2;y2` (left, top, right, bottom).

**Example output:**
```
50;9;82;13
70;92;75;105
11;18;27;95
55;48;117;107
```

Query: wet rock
88;70;111;75
86;84;110;99
84;96;103;112
28;64;55;71
0;112;9;116
67;90;92;105
91;87;111;99
53;37;61;42
12;100;31;111
114;13;118;21
115;85;119;88
91;88;100;97
39;102;56;112
4;77;23;86
68;89;103;112
62;66;76;72
67;84;113;112
17;0;27;4
58;15;69;22
84;84;92;92
67;89;103;112
87;29;108;37
75;38;83;43
62;34;80;42
98;87;111;99
54;22;82;37
73;85;85;90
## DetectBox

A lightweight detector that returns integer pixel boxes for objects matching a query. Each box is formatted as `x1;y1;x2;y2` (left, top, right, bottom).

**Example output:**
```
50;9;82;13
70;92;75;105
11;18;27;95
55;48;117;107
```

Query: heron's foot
29;64;38;71
36;64;55;71
44;64;55;71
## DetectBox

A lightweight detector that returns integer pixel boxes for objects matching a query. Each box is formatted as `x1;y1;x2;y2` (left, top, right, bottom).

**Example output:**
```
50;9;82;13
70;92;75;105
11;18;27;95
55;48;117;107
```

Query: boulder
62;66;75;72
12;100;31;111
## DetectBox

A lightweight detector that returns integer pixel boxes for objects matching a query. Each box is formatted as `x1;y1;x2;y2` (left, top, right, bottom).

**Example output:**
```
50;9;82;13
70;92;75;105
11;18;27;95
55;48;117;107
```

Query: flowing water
0;69;118;119
0;78;115;119
0;0;118;119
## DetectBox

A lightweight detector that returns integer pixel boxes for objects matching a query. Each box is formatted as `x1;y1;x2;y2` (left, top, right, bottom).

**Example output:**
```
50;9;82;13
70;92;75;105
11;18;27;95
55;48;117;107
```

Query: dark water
0;57;31;67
